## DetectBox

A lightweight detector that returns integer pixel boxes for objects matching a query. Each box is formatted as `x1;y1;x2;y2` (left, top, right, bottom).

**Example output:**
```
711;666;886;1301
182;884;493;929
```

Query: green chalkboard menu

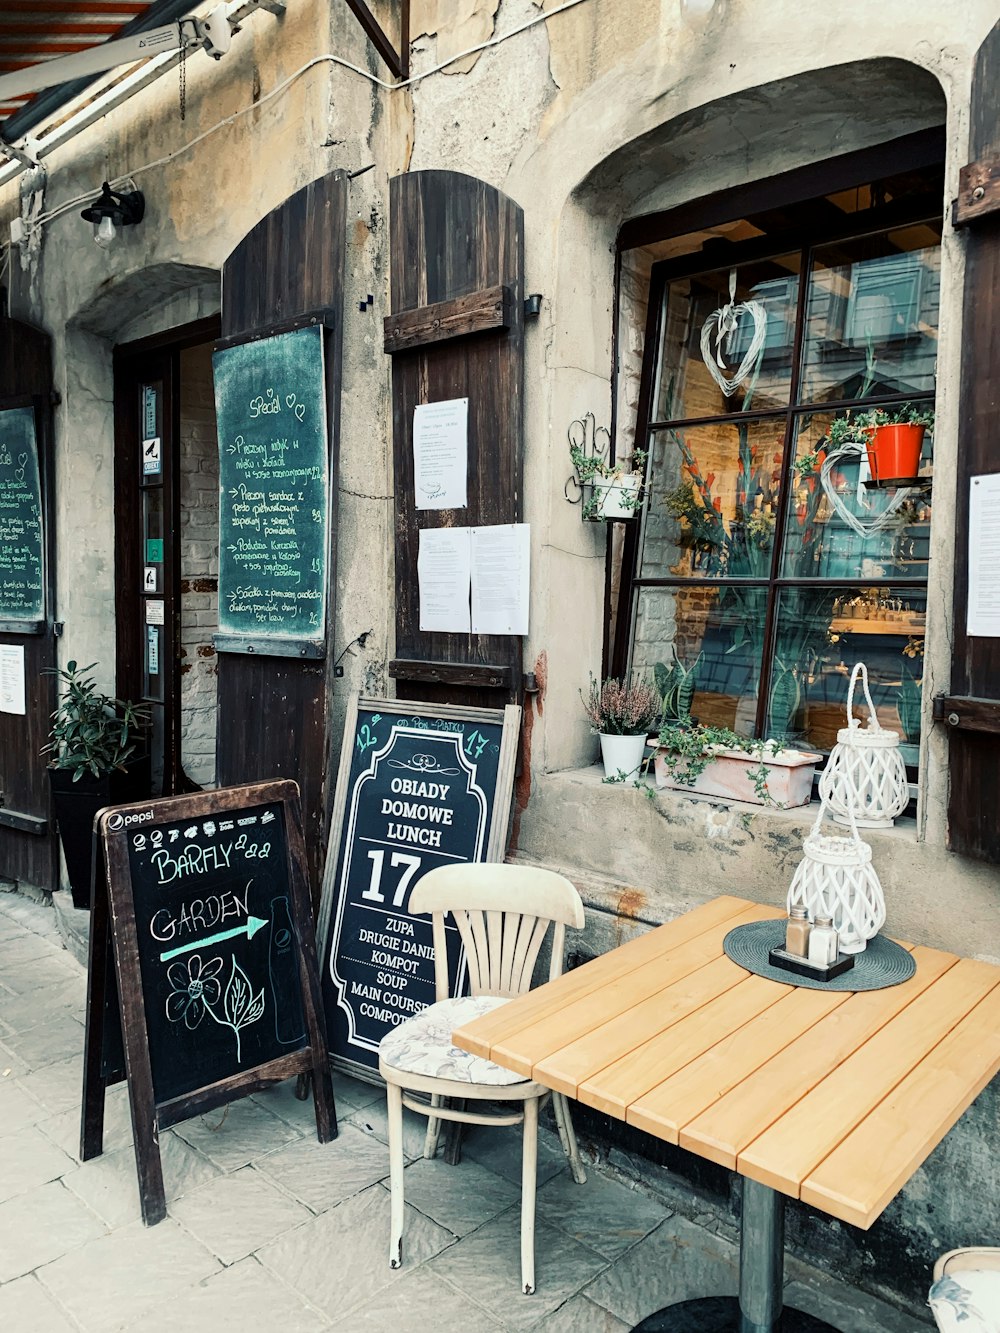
212;325;330;655
0;404;44;626
83;782;336;1225
317;696;521;1078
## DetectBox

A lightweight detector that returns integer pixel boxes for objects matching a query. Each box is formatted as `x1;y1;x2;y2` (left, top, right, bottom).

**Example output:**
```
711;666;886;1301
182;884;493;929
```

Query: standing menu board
213;325;330;656
318;696;521;1078
0;404;44;627
82;781;336;1225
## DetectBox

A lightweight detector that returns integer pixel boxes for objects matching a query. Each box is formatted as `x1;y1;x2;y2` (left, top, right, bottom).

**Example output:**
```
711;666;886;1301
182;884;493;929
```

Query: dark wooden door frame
113;314;222;797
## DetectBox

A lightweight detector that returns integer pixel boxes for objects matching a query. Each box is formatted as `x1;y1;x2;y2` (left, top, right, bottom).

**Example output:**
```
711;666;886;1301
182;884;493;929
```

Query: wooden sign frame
317;695;521;1081
81;780;336;1225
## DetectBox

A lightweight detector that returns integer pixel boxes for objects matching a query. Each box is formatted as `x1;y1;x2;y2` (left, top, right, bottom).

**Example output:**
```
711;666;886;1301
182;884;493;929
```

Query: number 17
361;849;421;907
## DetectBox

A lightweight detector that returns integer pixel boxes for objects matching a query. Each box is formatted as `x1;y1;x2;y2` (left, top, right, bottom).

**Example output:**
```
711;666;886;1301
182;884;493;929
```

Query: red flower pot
866;423;925;482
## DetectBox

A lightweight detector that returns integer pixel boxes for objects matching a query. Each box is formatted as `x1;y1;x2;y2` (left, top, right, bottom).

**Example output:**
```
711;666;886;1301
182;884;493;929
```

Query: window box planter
653;744;821;808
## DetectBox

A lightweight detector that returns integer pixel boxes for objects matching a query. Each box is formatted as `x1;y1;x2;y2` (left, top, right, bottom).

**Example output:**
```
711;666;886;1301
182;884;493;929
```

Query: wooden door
215;171;348;888
0;310;58;892
385;170;525;710
942;20;1000;861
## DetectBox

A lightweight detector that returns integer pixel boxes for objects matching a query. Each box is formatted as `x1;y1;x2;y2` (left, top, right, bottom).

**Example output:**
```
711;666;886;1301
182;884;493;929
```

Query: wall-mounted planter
594;473;642;520
653;745;821;808
866;423;925;482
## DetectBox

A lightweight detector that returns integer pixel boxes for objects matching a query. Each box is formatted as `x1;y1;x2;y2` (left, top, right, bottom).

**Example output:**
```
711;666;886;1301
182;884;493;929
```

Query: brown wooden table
452;895;1000;1333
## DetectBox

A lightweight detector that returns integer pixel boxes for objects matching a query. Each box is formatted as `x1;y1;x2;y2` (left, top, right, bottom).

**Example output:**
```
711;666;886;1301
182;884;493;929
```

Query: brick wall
178;343;219;788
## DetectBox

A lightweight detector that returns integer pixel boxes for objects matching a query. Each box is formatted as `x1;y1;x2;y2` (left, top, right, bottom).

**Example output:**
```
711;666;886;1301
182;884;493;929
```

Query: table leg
630;1180;839;1332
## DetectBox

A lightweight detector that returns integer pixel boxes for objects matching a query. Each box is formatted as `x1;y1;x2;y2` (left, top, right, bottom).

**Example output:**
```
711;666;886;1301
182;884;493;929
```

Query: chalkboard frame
317;694;521;1082
0;393;47;633
82;780;336;1226
212;316;335;659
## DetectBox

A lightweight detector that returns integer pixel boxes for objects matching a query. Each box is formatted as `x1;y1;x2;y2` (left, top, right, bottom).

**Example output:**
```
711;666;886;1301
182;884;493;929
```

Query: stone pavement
0;891;929;1332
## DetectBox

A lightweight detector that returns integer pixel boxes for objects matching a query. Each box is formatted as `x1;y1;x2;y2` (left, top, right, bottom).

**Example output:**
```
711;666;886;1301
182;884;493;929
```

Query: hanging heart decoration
699;269;769;397
819;445;916;538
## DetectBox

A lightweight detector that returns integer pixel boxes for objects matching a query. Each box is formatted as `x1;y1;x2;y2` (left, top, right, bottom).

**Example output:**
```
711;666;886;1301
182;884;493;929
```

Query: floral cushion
379;994;529;1085
929;1271;1000;1332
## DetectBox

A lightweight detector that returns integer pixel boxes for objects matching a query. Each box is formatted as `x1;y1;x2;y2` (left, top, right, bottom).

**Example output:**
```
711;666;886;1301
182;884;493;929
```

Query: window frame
610;144;944;749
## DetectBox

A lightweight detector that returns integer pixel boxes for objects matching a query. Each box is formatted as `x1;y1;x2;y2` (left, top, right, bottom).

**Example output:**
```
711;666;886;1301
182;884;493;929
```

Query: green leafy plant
655;721;791;804
581;674;660;736
654;650;701;725
857;403;935;431
570;442;647;521
42;660;149;781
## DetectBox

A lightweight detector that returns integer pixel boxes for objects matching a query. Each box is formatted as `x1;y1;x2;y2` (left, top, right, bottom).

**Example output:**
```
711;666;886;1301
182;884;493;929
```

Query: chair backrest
409;862;585;1002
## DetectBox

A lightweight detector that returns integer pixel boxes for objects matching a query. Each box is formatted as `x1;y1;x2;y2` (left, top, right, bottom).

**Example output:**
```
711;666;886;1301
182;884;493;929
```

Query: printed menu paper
471;523;530;636
413;399;468;511
0;643;26;715
968;473;1000;637
418;526;472;633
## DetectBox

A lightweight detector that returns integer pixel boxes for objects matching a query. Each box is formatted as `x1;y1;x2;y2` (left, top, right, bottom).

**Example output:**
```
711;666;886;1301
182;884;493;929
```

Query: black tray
768;945;855;983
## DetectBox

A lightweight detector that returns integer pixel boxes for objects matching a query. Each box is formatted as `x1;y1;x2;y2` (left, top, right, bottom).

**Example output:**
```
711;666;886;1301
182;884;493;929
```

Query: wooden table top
452;895;1000;1230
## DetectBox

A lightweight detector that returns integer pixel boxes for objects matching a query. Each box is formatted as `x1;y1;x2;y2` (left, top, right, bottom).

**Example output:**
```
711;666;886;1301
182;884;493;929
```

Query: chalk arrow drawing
159;914;269;962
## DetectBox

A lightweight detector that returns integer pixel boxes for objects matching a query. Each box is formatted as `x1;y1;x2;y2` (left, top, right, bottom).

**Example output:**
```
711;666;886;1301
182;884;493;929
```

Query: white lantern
787;799;886;954
818;661;909;829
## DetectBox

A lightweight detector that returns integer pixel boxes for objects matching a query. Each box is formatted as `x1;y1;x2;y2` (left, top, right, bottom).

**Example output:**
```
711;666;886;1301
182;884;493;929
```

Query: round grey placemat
723;919;916;991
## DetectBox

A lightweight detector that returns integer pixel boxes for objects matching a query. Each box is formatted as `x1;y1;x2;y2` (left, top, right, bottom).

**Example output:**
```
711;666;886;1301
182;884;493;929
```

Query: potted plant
581;674;660;781
653;721;820;808
654;649;702;726
43;661;150;909
857;404;934;483
570;437;647;521
897;638;924;766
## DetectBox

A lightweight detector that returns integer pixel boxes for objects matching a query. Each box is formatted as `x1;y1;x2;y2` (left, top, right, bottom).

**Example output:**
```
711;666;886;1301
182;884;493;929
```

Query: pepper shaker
785;905;811;958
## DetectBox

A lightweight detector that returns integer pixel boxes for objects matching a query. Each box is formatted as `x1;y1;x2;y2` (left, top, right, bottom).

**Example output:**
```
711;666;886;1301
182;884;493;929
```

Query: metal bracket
953;153;1000;227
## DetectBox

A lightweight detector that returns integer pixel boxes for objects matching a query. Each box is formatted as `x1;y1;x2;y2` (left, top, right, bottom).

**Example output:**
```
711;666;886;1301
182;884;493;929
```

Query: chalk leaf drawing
165;954;224;1029
218;957;266;1062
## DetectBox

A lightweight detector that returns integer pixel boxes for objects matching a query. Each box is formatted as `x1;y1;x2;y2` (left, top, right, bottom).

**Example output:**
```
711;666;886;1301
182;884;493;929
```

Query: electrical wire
14;0;592;235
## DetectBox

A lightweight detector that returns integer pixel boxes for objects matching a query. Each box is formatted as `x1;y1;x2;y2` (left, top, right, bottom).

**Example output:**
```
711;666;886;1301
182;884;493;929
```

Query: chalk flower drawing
165;954;224;1029
216;957;266;1062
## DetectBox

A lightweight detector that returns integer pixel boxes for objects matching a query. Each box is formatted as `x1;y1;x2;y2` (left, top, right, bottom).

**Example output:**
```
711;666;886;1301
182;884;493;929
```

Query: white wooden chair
378;861;587;1295
929;1248;1000;1332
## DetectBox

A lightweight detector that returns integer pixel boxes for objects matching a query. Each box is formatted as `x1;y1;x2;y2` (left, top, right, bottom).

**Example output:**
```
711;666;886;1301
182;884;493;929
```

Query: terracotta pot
866;423;925;482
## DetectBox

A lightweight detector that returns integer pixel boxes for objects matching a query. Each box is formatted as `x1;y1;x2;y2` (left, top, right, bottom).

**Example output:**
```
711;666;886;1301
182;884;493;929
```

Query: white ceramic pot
595;472;641;520
599;732;648;781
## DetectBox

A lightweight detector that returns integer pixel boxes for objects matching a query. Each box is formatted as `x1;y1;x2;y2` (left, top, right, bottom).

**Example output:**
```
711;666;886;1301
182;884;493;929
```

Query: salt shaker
808;915;839;967
785;905;811;958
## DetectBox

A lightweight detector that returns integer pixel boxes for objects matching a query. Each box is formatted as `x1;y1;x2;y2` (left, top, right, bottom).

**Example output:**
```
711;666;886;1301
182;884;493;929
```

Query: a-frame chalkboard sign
81;780;336;1225
317;695;521;1080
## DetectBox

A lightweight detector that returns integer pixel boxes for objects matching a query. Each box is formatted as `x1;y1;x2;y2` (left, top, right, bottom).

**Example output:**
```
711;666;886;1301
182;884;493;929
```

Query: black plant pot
48;757;151;909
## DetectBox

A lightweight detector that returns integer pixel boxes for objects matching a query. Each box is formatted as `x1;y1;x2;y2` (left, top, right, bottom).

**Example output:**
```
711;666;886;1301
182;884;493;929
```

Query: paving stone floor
0;891;929;1332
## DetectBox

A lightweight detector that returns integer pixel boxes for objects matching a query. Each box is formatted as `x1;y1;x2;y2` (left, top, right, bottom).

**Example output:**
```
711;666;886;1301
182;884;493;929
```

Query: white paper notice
418;526;472;633
413;398;468;510
968;473;1000;636
471;523;530;636
0;644;26;715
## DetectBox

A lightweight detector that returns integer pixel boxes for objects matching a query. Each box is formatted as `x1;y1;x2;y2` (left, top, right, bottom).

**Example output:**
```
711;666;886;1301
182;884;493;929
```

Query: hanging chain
179;37;187;122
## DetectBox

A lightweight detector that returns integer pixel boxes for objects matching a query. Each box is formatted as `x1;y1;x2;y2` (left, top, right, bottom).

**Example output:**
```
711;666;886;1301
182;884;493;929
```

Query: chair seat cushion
379;994;529;1085
929;1270;1000;1333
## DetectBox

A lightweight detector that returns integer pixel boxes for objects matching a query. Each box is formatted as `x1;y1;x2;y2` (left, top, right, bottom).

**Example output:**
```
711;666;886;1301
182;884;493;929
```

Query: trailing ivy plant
655;721;783;805
570;441;647;521
42;660;149;781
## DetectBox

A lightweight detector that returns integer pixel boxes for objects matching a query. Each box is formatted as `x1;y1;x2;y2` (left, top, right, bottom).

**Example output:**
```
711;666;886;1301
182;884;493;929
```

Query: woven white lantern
787;798;886;953
818;661;909;829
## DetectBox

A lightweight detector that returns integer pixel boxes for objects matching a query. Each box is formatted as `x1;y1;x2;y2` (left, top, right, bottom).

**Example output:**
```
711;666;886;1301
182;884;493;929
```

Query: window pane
654;256;800;422
632;586;766;735
767;585;926;761
780;411;932;579
642;417;787;579
799;226;941;404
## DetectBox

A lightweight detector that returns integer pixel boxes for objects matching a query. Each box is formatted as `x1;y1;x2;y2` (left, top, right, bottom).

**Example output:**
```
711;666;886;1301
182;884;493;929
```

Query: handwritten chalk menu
318;696;521;1077
83;782;336;1226
0;405;44;624
213;326;329;652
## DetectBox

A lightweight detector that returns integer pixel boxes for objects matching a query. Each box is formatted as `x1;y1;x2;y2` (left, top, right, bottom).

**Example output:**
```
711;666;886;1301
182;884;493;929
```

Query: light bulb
94;215;116;249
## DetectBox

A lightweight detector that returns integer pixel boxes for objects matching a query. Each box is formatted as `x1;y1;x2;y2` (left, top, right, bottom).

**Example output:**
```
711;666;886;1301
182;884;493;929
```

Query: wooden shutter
942;21;1000;861
385;170;525;708
0;311;58;891
216;171;347;887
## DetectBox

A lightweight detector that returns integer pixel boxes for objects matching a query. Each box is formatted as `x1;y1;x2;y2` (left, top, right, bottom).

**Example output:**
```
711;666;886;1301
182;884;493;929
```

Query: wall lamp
80;181;145;250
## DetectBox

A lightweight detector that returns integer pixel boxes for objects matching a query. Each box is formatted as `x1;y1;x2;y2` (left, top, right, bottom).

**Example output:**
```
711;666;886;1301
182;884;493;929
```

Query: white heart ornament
819;445;915;538
699;299;768;397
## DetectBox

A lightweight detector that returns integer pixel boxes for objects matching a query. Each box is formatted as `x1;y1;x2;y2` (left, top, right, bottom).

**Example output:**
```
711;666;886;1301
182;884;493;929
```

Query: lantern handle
845;661;880;732
808;791;864;848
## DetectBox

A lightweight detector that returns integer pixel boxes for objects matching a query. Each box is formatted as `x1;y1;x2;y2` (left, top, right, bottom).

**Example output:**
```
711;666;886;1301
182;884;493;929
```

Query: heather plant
581;675;660;736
